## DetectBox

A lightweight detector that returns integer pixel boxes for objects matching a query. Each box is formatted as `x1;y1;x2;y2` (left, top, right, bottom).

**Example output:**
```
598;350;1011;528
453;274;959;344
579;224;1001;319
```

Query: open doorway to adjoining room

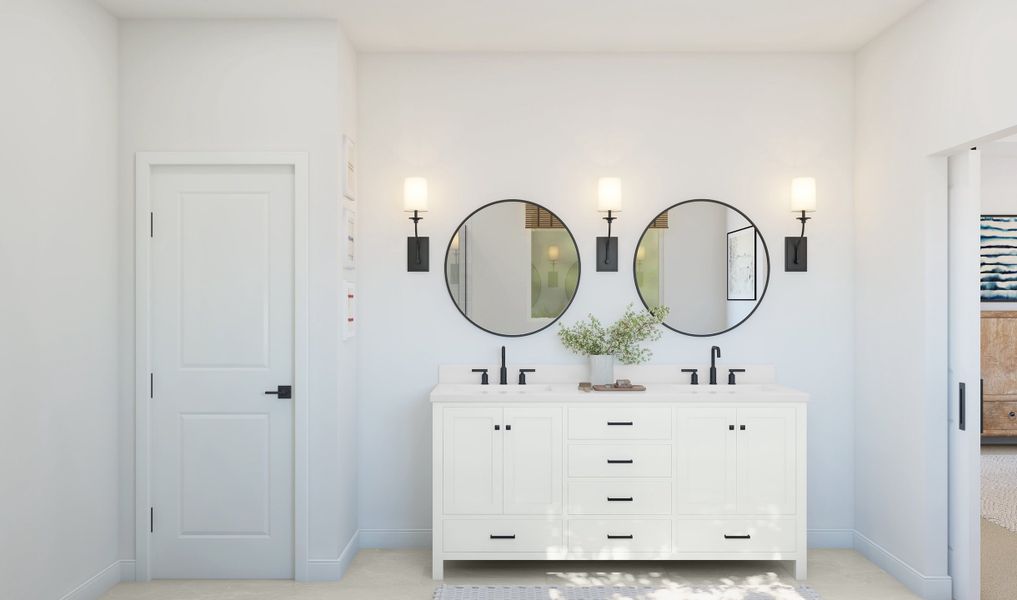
945;126;1017;600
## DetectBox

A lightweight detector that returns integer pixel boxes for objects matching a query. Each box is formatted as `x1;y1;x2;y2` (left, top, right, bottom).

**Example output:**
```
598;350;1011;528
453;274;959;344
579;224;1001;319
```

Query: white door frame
134;152;310;582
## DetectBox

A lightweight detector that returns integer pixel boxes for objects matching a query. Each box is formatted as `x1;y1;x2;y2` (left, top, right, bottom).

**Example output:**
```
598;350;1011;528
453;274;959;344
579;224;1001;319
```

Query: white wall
854;0;1017;596
358;53;856;545
0;0;120;598
117;19;359;574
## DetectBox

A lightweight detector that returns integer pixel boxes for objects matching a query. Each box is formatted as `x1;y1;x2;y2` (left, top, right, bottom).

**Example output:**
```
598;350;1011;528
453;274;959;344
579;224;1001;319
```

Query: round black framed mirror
633;199;770;337
445;199;581;337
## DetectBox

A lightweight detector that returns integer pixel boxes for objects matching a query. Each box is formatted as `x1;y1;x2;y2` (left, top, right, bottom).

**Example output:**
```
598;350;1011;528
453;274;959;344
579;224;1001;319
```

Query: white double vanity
430;366;808;580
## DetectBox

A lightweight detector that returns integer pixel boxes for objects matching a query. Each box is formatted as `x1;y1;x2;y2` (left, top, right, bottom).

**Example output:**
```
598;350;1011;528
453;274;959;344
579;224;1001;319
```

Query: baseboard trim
307;530;361;581
853;530;952;600
359;528;431;548
806;528;854;548
59;561;123;600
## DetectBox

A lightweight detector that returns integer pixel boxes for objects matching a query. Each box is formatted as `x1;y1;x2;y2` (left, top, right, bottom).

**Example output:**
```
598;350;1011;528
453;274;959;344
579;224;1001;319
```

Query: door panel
948;149;981;600
503;407;562;514
735;407;796;515
150;164;294;579
676;407;736;514
443;407;503;514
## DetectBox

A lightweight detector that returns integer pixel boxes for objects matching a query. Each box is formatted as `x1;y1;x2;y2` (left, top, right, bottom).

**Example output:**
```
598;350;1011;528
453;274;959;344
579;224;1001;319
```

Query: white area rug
434;585;822;600
982;453;1017;533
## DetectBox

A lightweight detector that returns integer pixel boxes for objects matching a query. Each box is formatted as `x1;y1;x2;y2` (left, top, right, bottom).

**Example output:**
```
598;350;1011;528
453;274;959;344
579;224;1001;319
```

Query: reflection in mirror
446;200;580;336
634;200;769;337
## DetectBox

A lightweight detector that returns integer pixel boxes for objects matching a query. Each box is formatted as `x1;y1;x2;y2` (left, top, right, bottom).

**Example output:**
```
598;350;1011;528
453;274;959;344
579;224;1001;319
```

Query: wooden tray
578;381;646;392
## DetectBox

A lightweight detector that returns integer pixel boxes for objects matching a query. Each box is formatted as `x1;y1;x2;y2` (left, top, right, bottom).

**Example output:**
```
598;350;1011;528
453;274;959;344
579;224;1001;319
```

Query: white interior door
150;163;295;579
947;148;981;600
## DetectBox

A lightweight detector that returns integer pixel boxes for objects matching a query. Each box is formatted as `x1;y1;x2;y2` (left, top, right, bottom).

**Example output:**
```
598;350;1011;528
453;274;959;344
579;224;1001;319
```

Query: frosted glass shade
598;177;622;212
403;177;429;212
790;177;816;212
547;245;560;261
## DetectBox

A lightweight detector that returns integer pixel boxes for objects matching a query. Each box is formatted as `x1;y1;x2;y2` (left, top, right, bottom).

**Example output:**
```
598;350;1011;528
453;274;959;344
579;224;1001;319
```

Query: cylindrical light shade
547;245;560;261
598;177;622;212
790;177;817;212
403;177;429;212
636;245;646;261
451;233;460;251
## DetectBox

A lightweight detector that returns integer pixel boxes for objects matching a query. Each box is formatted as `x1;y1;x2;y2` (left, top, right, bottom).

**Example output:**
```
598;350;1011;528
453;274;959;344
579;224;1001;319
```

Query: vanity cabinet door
443;407;504;515
503;407;563;515
676;407;737;515
735;407;796;515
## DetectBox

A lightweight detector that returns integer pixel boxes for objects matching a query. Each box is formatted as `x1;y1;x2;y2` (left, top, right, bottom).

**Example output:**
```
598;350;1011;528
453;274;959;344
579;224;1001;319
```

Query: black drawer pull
489;534;516;539
724;534;751;539
607;421;633;426
607;534;634;539
607;459;634;464
607;496;633;502
1010;411;1016;418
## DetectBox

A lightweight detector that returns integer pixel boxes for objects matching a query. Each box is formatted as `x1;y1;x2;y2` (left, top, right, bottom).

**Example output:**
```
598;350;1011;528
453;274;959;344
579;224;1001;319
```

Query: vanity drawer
983;400;1017;432
568;519;672;554
568;444;671;477
567;480;672;515
443;519;564;553
674;518;797;553
568;407;671;440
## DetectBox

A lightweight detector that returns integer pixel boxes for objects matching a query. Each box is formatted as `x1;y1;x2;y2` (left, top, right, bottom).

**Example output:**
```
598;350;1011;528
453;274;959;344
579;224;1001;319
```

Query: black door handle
607;534;633;539
724;534;751;539
265;385;292;399
607;497;633;502
489;534;516;539
607;459;634;464
607;421;633;426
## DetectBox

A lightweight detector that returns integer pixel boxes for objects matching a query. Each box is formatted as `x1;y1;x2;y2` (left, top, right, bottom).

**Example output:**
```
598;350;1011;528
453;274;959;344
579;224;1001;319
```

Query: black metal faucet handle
727;368;746;385
681;368;699;385
471;368;490;385
518;368;536;385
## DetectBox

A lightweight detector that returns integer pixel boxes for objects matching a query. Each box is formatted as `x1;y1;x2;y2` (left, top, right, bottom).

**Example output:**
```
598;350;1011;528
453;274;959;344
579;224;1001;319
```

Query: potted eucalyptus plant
558;304;669;385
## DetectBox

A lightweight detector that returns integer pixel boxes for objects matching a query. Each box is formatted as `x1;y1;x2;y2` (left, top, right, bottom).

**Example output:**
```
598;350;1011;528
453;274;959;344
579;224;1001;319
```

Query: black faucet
709;346;722;385
499;346;508;385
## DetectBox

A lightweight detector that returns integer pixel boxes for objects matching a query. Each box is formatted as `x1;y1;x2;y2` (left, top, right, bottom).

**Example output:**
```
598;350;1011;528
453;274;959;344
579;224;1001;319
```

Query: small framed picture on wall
342;135;357;201
342;204;356;271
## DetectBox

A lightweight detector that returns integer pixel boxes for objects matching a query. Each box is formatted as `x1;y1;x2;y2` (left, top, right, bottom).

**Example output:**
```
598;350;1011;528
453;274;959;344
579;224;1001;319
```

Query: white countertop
430;382;809;403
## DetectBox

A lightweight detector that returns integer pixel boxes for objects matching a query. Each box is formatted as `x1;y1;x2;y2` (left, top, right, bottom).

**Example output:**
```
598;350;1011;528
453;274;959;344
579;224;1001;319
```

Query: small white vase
589;355;615;386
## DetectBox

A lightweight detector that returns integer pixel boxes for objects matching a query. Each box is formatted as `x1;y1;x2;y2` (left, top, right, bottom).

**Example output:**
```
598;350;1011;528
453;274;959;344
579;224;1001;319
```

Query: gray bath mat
434;584;822;599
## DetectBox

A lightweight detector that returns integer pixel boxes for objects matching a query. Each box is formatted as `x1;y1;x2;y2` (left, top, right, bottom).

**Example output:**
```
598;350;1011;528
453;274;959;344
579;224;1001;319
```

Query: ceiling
95;0;926;52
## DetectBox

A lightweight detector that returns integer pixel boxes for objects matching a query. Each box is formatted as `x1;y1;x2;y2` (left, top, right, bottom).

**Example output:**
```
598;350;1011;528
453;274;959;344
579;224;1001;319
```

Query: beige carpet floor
982;518;1017;600
982;445;1017;600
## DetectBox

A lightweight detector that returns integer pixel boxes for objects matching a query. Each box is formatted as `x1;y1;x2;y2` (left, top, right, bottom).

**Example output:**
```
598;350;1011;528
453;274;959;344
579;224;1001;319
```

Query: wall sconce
547;244;560;288
785;177;816;272
597;177;622;272
404;177;429;272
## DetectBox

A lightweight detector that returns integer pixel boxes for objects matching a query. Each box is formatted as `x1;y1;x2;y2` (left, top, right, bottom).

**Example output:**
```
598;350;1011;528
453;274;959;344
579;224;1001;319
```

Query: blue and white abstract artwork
981;215;1017;301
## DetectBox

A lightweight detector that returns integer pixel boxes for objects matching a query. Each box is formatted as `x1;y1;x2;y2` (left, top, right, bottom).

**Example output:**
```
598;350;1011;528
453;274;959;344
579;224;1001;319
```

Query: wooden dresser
981;311;1017;437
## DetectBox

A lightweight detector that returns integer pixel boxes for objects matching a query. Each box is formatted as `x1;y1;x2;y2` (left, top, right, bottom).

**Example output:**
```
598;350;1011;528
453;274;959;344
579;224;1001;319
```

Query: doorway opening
946;128;1017;600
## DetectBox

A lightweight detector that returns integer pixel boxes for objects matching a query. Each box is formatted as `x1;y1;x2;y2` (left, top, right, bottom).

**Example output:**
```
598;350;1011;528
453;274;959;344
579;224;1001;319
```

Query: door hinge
150;507;154;533
149;373;154;399
150;212;154;238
